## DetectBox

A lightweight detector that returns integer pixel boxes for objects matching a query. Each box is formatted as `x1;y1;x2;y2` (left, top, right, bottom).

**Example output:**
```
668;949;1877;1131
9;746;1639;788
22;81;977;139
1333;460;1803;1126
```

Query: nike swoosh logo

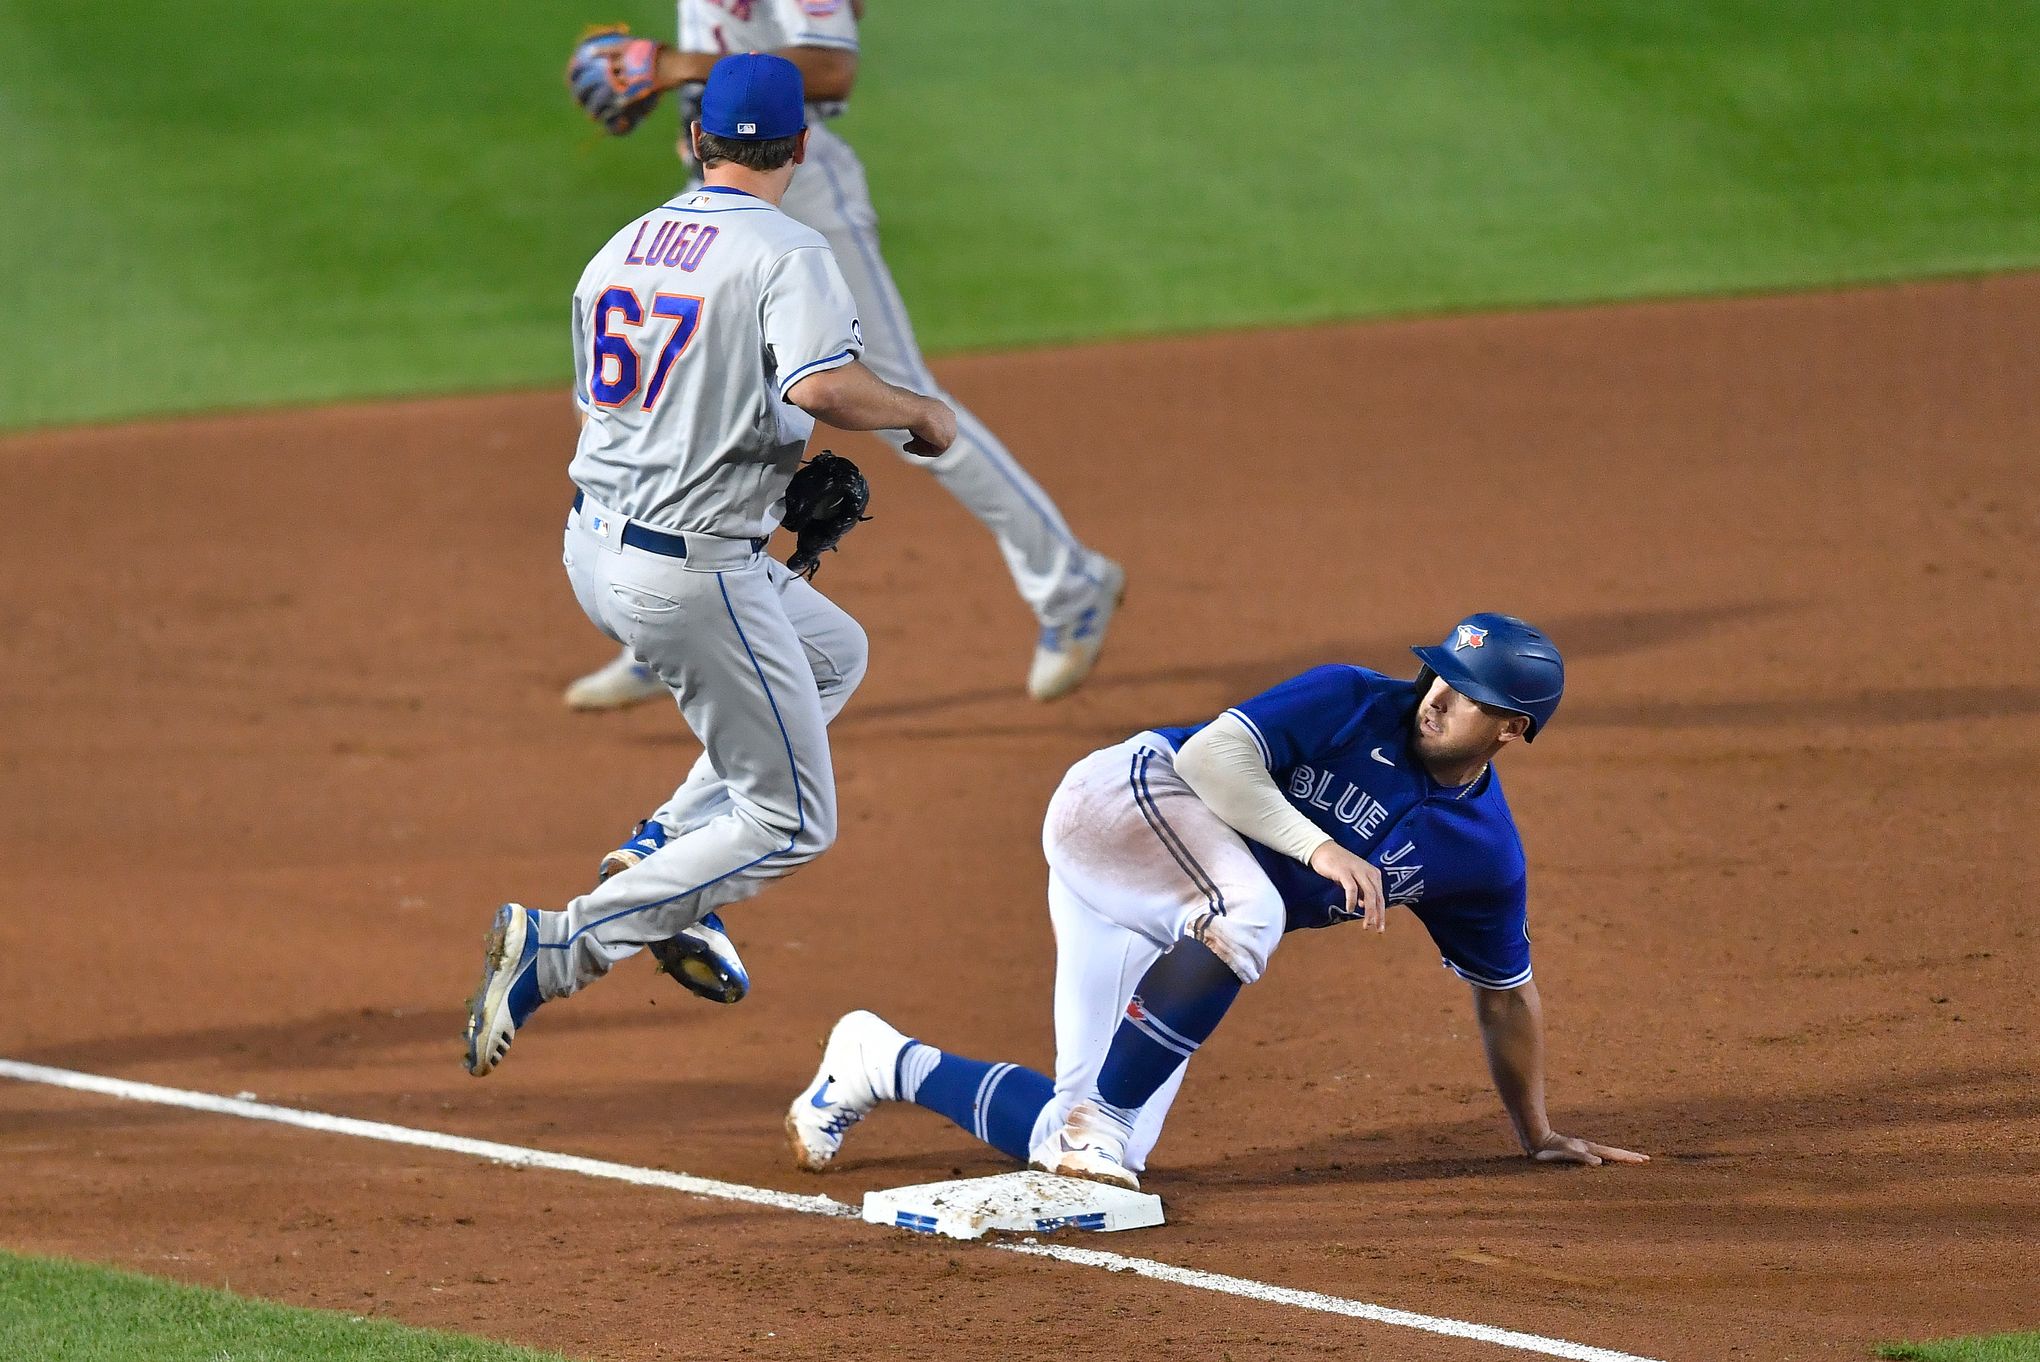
810;1076;836;1109
1370;747;1395;766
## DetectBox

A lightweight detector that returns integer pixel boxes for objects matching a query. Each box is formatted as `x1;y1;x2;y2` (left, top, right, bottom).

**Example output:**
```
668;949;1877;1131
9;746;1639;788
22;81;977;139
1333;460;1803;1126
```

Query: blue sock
1094;939;1241;1115
899;1046;1054;1162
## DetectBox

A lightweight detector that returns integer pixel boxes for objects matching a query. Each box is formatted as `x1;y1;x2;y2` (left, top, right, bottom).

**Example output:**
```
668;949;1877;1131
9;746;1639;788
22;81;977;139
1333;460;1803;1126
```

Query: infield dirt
1;275;2035;1361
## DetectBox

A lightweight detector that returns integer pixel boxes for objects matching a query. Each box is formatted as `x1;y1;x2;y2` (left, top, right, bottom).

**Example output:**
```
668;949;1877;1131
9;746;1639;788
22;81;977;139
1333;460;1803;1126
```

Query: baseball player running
562;0;1125;711
465;54;955;1077
785;615;1647;1186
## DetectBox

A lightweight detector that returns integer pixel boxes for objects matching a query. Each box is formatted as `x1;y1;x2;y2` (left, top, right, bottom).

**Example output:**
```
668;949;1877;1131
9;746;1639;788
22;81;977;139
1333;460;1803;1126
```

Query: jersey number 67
591;286;705;410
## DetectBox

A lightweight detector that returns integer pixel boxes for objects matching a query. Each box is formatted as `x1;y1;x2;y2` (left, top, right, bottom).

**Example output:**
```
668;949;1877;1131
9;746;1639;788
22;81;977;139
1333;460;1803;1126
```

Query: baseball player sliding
563;0;1125;711
466;54;954;1076
785;615;1648;1187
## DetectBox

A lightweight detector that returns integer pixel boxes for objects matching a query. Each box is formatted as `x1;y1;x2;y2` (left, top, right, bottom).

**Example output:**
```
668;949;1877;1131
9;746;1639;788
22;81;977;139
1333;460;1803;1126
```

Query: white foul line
0;1059;851;1221
0;1059;1661;1362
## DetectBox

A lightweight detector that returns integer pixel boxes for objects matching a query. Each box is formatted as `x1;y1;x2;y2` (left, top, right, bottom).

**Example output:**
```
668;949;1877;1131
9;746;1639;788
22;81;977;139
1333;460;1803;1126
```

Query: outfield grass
0;1250;575;1362
1;1;2035;428
1879;1334;2040;1362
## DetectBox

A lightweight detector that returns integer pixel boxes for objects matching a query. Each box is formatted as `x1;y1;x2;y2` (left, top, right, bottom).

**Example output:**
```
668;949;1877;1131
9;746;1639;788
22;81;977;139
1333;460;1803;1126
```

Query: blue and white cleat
563;651;665;712
786;1010;912;1172
1027;558;1127;702
598;818;751;1005
463;903;542;1077
596;817;670;882
649;914;749;1004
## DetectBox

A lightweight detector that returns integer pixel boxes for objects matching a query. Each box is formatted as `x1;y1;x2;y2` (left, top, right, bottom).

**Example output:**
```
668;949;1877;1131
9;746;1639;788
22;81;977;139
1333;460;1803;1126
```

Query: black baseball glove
565;24;664;136
780;451;871;580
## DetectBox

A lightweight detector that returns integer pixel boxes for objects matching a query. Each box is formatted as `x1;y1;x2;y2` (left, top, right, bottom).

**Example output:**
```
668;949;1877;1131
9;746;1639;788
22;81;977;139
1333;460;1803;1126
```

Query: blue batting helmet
1410;613;1565;741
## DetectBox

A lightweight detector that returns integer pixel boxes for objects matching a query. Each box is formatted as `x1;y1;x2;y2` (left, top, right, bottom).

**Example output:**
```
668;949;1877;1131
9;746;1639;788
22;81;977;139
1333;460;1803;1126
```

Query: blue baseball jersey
1151;665;1532;990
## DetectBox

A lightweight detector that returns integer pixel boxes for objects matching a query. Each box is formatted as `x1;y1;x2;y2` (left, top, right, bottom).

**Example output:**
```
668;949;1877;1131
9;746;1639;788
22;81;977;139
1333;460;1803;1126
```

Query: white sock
895;1041;940;1103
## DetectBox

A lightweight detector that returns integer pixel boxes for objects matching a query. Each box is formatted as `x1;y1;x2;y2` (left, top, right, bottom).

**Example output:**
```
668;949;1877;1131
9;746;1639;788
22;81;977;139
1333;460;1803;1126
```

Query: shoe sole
786;1106;830;1173
670;952;746;1004
462;906;527;1077
1048;1155;1140;1192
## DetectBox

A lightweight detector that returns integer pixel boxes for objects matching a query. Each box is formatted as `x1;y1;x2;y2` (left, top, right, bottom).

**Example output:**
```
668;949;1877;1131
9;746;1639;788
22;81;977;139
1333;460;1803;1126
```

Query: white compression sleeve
1173;713;1332;867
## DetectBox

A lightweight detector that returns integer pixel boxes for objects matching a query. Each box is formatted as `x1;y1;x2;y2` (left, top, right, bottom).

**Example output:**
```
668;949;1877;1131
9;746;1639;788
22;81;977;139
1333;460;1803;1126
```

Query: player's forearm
653;47;719;91
1474;980;1555;1152
787;359;940;434
772;46;858;101
1176;716;1331;865
658;45;857;101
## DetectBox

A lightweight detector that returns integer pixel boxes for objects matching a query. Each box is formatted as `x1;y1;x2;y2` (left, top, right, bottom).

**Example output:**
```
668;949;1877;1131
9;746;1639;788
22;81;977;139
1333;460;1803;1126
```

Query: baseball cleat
648;916;749;1004
786;1010;912;1172
1027;558;1126;703
598;819;750;1004
1043;1100;1140;1191
563;651;665;711
597;816;670;882
463;903;543;1077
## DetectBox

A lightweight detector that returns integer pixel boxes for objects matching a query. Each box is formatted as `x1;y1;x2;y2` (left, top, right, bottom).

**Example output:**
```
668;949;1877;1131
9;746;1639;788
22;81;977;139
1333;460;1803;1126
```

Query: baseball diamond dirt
0;274;2035;1361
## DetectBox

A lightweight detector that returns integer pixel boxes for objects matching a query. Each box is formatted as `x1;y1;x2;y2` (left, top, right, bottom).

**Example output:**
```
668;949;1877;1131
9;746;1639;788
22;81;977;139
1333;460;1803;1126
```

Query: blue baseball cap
700;53;807;141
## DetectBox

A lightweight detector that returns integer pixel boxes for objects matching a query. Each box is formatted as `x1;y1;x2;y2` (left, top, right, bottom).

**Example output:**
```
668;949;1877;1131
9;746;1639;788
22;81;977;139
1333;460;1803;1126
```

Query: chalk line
0;1058;1661;1362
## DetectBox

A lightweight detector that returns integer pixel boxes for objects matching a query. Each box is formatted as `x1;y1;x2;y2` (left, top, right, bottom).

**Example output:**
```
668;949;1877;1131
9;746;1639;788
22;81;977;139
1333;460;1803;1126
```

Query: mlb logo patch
801;0;845;14
589;514;612;540
737;121;757;135
1453;623;1488;650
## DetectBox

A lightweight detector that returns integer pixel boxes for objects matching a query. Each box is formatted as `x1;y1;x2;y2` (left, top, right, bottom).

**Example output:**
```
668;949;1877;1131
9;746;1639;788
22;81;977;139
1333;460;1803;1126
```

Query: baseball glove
781;451;871;580
566;24;664;136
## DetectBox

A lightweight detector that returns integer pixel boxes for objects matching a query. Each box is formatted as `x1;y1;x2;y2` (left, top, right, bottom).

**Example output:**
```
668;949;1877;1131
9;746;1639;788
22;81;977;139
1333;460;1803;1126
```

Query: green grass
0;1250;576;1362
1879;1334;2040;1362
2;0;2037;428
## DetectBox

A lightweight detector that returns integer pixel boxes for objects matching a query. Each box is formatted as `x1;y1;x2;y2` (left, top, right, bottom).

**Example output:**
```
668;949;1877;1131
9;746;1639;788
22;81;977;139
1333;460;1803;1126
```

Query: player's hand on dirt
1308;840;1386;931
902;399;955;457
1529;1130;1649;1166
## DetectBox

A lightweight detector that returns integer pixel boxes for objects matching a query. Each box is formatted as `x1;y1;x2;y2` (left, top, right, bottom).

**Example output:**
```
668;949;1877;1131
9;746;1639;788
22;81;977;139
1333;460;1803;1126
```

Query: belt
571;491;767;559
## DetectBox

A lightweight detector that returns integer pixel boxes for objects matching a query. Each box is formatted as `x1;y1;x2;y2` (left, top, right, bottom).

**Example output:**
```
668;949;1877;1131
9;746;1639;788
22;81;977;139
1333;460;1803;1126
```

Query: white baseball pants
1024;733;1289;1171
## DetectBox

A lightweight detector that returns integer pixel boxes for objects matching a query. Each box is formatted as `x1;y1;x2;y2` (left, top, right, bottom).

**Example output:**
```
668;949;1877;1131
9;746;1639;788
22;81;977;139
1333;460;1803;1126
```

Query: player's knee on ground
1189;887;1286;985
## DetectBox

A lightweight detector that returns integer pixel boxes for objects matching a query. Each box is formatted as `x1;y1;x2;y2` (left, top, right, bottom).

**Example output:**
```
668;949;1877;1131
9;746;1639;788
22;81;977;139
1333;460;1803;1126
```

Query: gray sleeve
570;287;591;412
761;245;862;402
774;0;860;50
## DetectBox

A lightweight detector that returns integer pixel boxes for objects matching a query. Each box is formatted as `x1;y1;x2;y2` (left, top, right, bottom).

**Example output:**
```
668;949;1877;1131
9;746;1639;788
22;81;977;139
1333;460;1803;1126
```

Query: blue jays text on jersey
1152;666;1533;990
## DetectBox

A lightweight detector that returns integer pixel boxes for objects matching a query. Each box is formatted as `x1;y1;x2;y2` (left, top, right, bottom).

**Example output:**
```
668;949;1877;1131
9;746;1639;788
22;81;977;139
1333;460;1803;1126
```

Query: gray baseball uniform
537;184;867;998
566;1;1121;712
686;0;1110;618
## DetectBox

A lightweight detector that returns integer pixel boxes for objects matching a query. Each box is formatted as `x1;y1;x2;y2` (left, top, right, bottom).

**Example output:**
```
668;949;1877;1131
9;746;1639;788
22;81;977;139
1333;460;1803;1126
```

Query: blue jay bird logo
1453;623;1489;651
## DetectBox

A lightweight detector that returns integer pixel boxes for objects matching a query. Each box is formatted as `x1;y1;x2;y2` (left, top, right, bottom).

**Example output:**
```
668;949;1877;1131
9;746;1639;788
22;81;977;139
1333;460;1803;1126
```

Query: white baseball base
862;1170;1165;1240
